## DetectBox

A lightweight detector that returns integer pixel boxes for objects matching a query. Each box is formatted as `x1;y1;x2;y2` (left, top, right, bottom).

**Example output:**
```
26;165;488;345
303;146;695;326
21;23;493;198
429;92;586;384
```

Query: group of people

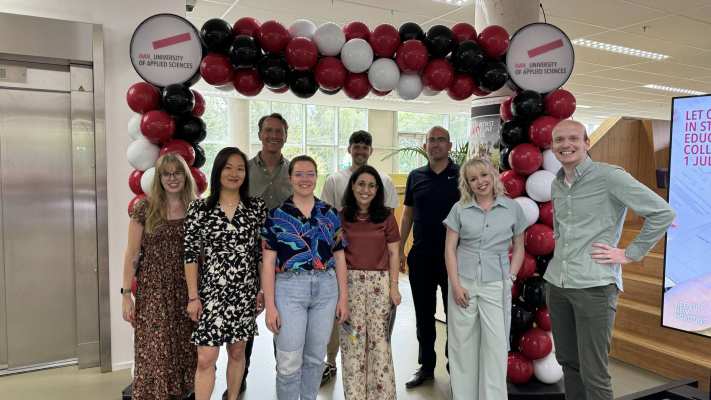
121;112;675;400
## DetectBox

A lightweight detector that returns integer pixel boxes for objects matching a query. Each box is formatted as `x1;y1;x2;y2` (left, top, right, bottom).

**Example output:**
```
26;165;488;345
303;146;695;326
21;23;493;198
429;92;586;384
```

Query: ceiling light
643;84;705;96
571;39;669;60
432;0;473;6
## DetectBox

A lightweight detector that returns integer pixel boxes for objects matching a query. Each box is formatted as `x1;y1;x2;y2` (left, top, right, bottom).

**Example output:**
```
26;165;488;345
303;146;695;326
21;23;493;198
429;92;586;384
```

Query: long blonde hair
458;157;505;204
145;154;196;233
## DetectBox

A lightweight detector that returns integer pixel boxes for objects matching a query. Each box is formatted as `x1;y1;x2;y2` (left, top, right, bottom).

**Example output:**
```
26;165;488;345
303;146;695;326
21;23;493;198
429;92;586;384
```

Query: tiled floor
0;277;670;400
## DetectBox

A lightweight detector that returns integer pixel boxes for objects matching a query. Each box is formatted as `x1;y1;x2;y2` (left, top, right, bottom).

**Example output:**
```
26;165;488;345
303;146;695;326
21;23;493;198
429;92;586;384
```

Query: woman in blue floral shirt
261;155;350;400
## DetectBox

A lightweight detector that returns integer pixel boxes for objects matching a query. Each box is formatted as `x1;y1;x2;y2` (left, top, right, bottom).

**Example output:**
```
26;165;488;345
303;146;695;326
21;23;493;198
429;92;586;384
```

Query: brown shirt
341;213;401;271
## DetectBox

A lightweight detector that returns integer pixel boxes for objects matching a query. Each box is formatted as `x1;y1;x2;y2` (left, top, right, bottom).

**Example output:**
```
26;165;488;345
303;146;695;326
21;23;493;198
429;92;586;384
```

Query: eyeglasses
160;171;185;179
293;172;316;179
355;181;378;191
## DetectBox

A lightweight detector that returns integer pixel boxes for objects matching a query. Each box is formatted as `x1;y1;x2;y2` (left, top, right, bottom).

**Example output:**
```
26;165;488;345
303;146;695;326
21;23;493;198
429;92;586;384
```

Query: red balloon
538;201;554;228
500;96;514;121
452;22;477;43
370;24;400;58
343;21;370;41
140;110;175;145
519;327;553;360
422;59;454;91
525;224;555;256
478;25;510;58
529;116;559;149
128;194;146;217
191;167;208;195
343;73;371;100
131;276;138;296
126;82;160;113
545;89;576;119
233;17;261;37
500;170;526;198
314;57;347;90
285;37;318;71
129;170;144;195
160;139;196;166
191;90;205;117
535;307;552;331
232;68;264;96
395;40;428;73
447;74;475;100
200;53;233;85
258;20;290;53
510;143;543;176
516;252;537;281
508;352;534;384
472;83;491;97
269;86;289;93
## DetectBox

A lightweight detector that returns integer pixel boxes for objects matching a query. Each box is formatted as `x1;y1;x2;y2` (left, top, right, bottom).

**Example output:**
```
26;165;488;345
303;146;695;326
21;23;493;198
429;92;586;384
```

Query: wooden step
614;298;711;359
620;227;666;254
619;272;662;308
610;330;711;392
623;253;664;280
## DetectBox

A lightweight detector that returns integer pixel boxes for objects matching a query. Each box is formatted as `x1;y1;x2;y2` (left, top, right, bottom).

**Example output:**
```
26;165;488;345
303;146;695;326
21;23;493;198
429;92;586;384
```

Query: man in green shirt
544;120;674;400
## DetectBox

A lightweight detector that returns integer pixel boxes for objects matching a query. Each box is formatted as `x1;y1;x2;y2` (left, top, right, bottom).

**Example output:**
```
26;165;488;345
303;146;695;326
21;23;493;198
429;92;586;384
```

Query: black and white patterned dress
183;197;267;346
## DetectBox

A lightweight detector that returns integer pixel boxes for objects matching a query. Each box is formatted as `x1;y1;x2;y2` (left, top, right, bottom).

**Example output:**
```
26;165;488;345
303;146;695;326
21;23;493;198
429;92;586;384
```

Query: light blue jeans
275;269;339;400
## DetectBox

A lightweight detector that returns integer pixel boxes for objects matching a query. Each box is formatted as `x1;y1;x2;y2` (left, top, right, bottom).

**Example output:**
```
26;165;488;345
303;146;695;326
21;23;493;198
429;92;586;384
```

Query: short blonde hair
458;157;506;204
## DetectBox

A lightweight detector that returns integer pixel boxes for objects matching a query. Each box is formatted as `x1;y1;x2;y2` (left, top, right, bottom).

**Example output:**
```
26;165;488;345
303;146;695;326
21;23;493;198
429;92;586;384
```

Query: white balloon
542;149;562;174
368;58;400;92
128;113;142;142
514;196;539;227
533;352;563;384
313;22;345;56
397;73;423;100
289;19;317;39
127;137;160;171
340;38;373;73
141;167;155;195
526;170;556;202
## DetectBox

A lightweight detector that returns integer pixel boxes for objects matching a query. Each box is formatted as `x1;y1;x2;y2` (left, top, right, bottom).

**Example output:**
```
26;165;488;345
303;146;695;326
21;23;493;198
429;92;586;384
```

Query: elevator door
0;79;77;369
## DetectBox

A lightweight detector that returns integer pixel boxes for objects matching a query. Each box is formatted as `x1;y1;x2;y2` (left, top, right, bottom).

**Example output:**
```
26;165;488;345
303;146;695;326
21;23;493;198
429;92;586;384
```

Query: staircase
610;223;711;392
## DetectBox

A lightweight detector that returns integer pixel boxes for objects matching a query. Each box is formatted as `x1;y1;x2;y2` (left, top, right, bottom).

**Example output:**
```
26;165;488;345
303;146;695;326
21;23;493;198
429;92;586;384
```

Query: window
200;95;231;181
395;111;472;173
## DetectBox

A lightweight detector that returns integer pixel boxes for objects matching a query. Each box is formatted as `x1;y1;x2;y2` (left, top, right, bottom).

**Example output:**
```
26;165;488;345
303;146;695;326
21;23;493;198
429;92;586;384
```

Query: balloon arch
126;15;578;387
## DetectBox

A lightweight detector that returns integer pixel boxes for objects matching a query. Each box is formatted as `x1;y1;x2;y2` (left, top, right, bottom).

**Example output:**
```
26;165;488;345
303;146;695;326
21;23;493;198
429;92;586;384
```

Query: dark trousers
408;253;449;372
546;283;618;400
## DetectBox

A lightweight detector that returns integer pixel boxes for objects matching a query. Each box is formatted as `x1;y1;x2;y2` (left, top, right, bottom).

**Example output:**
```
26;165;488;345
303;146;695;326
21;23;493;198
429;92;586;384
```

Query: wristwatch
120;287;132;295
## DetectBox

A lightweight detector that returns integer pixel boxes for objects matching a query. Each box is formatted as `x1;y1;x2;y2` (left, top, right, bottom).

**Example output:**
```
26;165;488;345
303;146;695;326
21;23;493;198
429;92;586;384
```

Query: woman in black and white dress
184;147;267;400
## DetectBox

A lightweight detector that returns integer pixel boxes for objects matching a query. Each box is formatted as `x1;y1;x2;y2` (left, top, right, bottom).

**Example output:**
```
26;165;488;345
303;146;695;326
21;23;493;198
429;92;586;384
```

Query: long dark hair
205;147;251;210
342;165;389;223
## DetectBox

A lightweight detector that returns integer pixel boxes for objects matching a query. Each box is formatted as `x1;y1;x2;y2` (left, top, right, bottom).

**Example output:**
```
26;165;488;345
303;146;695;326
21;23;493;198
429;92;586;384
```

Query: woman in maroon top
339;165;401;400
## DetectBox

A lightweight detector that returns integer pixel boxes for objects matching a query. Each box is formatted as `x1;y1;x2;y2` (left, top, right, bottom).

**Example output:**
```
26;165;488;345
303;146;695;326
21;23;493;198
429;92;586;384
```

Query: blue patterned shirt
261;196;346;272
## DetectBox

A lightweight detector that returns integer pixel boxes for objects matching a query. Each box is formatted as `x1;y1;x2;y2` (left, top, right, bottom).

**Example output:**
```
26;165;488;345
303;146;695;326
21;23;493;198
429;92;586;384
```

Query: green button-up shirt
443;196;528;282
544;157;675;290
248;152;292;210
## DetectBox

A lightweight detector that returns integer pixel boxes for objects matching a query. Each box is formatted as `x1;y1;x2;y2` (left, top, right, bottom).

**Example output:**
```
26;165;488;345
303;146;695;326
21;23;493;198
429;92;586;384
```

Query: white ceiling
187;0;711;125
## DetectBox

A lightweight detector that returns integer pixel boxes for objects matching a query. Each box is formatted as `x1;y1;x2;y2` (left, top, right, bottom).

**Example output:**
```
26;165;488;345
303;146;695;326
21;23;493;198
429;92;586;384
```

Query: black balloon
451;40;486;73
319;87;341;95
192;144;206;169
162;84;195;115
229;35;263;68
425;25;455;58
200;19;234;53
175;115;207;144
258;54;290;89
500;146;512;170
289;70;318;98
399;22;425;42
522;276;546;308
512;90;545;120
476;60;508;92
536;255;552;275
500;119;528;147
511;300;534;333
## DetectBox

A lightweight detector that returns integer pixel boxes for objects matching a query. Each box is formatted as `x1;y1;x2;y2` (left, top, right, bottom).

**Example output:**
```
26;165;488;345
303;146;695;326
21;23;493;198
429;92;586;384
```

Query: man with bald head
545;120;674;399
400;126;460;388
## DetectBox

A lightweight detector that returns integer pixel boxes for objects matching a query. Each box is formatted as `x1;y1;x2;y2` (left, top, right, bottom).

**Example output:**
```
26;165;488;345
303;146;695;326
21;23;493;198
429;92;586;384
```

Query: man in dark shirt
399;126;460;388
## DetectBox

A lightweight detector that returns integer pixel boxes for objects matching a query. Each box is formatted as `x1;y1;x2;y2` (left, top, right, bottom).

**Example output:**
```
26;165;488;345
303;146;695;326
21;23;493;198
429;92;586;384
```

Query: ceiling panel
622;0;711;14
542;0;665;29
622;16;711;50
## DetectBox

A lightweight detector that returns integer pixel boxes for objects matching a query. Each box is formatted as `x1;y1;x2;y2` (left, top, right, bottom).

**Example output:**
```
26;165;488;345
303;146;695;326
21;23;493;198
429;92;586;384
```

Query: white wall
0;0;185;370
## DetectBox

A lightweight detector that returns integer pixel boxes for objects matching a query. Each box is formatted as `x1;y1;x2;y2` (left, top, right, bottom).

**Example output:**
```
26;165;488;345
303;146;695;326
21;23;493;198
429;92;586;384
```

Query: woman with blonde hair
121;153;198;400
443;157;527;400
